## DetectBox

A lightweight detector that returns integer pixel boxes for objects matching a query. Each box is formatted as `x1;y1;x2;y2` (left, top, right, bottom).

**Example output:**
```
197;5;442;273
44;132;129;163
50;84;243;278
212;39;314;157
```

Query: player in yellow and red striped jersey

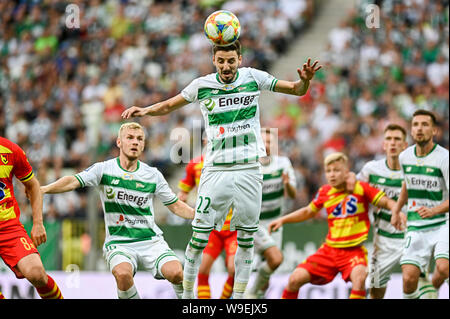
178;154;237;299
269;152;398;299
0;136;63;299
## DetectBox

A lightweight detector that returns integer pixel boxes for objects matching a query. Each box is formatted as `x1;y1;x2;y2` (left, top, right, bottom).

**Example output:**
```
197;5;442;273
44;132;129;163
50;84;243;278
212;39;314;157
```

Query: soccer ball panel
204;10;241;46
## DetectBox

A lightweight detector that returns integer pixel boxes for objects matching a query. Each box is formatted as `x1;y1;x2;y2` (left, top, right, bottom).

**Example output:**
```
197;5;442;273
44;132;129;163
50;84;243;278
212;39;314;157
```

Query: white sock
117;284;140;299
232;230;255;299
182;230;210;299
172;283;183;299
403;289;419;299
249;261;273;296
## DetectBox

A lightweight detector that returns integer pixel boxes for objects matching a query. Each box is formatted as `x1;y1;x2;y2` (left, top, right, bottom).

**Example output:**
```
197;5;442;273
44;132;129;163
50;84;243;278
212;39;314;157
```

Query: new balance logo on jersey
111;179;120;185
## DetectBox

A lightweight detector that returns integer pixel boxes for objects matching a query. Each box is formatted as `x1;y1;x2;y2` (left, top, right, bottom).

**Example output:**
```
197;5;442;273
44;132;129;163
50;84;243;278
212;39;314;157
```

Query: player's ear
116;137;121;149
238;54;242;66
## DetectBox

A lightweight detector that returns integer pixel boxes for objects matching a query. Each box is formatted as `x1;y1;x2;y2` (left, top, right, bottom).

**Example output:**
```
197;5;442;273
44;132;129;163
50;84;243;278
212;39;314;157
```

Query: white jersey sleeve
442;151;449;192
154;170;178;206
75;162;104;188
356;161;371;182
283;157;297;188
249;68;278;91
181;78;200;103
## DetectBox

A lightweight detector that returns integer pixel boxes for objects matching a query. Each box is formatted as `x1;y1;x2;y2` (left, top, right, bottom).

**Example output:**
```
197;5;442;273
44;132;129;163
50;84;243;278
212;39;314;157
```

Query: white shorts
368;233;405;288
192;166;263;233
400;223;449;273
103;236;180;279
254;219;282;255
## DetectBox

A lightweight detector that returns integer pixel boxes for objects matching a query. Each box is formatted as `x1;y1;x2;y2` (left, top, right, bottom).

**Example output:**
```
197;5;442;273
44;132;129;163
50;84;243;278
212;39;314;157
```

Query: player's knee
435;261;449;278
113;267;133;287
25;266;47;287
288;268;309;290
267;249;283;270
162;261;184;284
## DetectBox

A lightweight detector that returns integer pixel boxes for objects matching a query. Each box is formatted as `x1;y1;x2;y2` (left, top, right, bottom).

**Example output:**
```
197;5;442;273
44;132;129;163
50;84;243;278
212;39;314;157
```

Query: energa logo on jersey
331;196;358;218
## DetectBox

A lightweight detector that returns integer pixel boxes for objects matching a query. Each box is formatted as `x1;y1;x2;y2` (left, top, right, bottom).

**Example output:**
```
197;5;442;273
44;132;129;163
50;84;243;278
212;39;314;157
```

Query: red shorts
203;230;237;263
297;244;368;285
0;224;39;278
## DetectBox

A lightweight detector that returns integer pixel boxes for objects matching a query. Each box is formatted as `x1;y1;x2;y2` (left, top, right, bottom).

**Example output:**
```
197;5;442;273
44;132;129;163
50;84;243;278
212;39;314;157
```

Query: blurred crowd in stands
0;0;448;223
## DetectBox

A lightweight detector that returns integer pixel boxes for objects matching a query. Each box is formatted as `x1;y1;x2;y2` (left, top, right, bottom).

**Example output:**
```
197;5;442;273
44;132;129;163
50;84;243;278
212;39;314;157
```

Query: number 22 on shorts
196;196;211;214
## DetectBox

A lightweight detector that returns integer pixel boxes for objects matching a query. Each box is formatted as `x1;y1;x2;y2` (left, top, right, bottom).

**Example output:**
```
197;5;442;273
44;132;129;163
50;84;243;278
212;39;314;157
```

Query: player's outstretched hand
298;58;322;82
416;206;436;219
31;223;47;247
121;106;148;119
390;212;404;231
268;219;282;234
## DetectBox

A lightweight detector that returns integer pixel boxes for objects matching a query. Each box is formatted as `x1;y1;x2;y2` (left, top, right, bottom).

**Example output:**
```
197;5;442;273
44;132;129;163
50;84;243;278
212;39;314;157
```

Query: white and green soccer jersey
75;158;178;246
399;144;449;231
357;158;405;239
181;67;278;168
260;156;296;221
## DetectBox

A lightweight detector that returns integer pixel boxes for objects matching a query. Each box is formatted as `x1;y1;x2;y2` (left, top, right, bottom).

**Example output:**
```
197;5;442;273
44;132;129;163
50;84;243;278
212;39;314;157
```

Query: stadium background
0;0;448;298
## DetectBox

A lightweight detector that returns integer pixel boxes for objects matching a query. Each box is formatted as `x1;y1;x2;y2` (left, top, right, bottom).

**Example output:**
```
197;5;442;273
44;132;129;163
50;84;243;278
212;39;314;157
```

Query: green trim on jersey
163;197;178;206
407;220;446;231
104;201;152;216
116;157;140;173
260;207;282;220
407;210;445;221
199;81;258;100
208;105;257;126
262;189;284;201
263;169;283;180
377;228;405;239
100;174;157;193
402;164;443;177
212;132;257;151
407;189;443;201
74;174;85;188
212;155;259;166
270;78;278;92
369;174;403;187
108;225;156;239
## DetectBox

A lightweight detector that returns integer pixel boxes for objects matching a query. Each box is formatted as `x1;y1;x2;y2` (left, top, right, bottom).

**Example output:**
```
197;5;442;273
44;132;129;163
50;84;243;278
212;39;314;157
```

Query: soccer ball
204;10;241;46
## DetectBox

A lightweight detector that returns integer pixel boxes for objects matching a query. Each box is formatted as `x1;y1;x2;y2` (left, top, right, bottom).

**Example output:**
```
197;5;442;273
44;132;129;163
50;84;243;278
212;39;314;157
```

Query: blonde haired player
41;122;194;299
270;152;396;299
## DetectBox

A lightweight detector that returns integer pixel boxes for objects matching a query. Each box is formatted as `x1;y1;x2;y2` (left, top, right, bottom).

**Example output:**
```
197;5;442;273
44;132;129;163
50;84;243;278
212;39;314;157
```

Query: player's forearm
430;200;449;215
168;199;194;219
280;206;315;225
392;182;408;215
24;178;44;225
285;183;297;199
144;95;188;116
295;79;310;96
377;196;396;211
41;176;80;194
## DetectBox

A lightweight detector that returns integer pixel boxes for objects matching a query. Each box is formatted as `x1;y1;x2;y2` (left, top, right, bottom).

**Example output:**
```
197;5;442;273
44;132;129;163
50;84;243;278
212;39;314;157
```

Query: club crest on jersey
331;196;358;217
122;173;133;180
1;155;8;165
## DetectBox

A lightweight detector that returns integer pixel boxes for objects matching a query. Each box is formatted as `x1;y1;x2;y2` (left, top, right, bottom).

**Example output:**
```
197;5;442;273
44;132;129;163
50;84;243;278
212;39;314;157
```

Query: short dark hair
384;123;407;139
412;109;437;125
212;40;241;57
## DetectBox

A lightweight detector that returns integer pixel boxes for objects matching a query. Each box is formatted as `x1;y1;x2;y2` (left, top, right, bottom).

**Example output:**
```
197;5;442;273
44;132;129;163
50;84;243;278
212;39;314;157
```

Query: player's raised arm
391;181;408;230
41;175;81;194
273;58;322;96
122;93;190;119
